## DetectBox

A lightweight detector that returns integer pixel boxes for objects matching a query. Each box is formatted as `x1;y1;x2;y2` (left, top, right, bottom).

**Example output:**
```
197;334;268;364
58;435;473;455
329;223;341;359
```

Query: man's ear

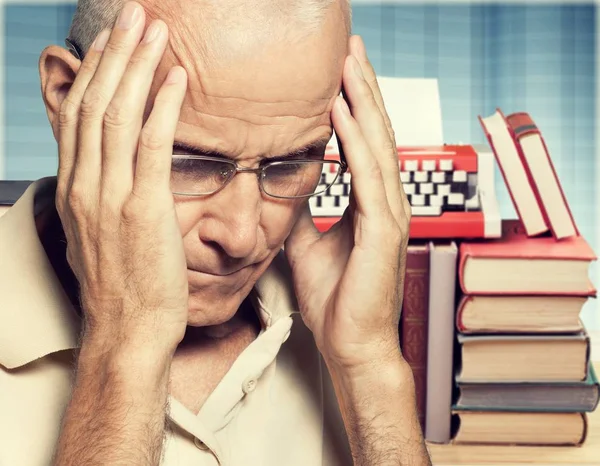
39;45;81;141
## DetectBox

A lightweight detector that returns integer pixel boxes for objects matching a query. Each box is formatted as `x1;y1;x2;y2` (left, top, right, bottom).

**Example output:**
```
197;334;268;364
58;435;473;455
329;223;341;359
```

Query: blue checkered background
2;3;598;329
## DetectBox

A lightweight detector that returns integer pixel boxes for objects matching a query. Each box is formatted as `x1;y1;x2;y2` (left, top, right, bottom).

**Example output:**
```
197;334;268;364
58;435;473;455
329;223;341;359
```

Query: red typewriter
311;144;501;239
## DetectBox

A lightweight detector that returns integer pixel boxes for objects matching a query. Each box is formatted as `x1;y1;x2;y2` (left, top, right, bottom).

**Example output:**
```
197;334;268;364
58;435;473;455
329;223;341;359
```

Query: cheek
261;198;306;245
173;198;205;235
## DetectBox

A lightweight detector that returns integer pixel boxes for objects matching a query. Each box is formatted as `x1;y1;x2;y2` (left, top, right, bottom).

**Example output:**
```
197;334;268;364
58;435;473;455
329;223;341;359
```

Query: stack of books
449;109;599;446
453;219;598;445
401;108;600;446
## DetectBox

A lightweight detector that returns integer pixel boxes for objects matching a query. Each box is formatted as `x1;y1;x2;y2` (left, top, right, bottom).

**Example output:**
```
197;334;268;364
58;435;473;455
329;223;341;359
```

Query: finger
349;37;411;225
101;19;169;202
332;95;389;220
341;54;405;224
56;30;109;204
349;35;395;143
285;202;319;266
133;66;187;196
73;2;146;195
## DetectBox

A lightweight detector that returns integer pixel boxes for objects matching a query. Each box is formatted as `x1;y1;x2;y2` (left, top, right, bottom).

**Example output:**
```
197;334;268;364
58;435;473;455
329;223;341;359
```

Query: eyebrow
172;134;332;160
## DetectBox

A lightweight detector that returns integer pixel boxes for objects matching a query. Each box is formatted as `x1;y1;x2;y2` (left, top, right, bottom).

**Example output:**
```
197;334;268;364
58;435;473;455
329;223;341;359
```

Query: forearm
52;336;174;465
326;352;431;466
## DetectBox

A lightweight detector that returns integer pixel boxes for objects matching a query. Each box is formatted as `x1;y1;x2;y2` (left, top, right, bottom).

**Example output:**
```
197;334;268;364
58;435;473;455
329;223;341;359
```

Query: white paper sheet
326;77;444;153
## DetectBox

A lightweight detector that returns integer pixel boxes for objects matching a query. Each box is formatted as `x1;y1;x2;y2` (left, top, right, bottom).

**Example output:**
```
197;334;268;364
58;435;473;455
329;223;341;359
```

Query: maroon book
401;243;430;432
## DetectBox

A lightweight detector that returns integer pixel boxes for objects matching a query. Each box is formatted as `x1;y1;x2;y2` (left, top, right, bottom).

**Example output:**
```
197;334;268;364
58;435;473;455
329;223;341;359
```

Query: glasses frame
171;154;348;199
65;37;84;60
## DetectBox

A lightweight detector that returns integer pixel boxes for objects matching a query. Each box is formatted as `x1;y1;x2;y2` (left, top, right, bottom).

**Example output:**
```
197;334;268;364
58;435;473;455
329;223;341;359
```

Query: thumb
284;202;319;267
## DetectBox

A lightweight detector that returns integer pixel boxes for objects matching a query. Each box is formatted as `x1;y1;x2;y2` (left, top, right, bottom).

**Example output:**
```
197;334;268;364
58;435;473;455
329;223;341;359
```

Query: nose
203;171;261;259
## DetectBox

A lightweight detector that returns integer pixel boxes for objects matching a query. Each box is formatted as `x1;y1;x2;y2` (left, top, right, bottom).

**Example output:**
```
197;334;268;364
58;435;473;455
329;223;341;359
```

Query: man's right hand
56;1;189;353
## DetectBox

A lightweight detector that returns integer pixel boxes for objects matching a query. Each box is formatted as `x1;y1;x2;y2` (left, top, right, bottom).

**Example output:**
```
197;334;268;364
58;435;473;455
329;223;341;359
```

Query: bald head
68;0;352;59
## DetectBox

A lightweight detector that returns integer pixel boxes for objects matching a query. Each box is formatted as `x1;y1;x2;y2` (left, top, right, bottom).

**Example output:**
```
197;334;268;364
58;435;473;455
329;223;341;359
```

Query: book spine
401;244;430;433
504;112;554;239
507;112;580;238
425;242;458;443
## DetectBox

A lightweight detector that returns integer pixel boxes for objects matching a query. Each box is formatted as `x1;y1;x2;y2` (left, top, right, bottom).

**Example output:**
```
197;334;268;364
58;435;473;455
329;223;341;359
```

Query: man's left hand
285;35;412;371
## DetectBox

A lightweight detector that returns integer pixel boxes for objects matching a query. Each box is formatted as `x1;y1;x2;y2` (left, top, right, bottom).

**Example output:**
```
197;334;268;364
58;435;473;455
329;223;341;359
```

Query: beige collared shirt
0;177;351;466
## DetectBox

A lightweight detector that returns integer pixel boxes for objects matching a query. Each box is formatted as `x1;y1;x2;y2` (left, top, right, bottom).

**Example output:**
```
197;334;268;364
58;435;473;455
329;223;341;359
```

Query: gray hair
68;0;121;54
68;0;352;57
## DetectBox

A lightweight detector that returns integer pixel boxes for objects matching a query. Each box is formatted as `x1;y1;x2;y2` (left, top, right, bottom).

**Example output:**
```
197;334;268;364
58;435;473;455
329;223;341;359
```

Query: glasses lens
171;155;235;195
262;160;341;198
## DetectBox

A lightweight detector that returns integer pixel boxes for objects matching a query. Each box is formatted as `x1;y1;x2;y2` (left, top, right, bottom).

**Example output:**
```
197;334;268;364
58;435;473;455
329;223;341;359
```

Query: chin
184;281;254;327
182;250;281;327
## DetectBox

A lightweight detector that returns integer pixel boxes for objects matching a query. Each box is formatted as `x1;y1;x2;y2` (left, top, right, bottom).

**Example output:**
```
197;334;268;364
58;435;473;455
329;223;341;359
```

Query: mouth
188;265;252;277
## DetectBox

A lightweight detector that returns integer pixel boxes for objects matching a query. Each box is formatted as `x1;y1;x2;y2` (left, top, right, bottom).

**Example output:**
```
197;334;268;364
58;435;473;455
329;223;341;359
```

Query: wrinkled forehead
144;2;348;158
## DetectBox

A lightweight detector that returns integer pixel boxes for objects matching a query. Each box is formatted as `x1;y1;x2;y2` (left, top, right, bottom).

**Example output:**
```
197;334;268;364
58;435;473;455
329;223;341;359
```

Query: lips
187;264;252;277
192;269;242;277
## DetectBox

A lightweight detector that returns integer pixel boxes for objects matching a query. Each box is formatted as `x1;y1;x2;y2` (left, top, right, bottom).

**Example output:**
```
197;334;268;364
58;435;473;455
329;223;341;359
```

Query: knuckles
58;97;79;128
139;127;165;152
54;190;68;219
65;246;77;274
66;183;91;216
78;56;99;77
127;52;151;69
103;38;130;57
120;199;139;222
120;196;149;224
388;221;405;246
372;207;410;250
80;87;108;119
104;101;133;130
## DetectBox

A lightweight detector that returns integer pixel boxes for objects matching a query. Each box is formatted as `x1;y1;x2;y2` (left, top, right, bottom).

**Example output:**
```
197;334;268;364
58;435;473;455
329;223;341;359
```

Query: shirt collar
0;177;298;369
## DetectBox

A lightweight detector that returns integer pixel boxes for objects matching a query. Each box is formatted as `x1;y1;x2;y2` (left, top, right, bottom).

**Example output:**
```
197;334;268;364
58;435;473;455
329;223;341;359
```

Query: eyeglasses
171;155;347;198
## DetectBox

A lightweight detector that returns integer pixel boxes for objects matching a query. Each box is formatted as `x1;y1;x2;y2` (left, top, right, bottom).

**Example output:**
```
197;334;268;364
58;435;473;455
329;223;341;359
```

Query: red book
506;112;578;240
459;220;596;296
401;243;430;432
478;109;548;237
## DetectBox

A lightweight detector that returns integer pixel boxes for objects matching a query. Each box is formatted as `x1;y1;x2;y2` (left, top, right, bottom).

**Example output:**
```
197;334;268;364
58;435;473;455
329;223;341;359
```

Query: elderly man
0;0;430;464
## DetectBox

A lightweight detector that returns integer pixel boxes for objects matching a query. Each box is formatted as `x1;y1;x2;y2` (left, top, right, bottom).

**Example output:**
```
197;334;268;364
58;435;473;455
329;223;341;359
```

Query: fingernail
356;36;367;61
117;2;142;30
352;57;364;80
166;66;185;84
143;21;162;43
93;29;111;52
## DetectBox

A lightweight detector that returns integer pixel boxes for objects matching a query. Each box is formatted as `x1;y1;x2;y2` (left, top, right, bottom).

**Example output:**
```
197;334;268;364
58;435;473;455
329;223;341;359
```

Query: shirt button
194;437;209;451
242;377;257;394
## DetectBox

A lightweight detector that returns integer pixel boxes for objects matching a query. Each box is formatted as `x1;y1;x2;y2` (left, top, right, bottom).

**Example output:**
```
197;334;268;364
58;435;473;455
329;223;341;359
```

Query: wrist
325;347;425;461
322;331;404;376
78;331;176;383
325;348;413;390
81;310;183;352
81;299;187;351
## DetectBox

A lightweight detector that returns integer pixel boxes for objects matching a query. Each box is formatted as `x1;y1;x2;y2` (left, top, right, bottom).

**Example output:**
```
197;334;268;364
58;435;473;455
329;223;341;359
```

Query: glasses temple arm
65;38;84;60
